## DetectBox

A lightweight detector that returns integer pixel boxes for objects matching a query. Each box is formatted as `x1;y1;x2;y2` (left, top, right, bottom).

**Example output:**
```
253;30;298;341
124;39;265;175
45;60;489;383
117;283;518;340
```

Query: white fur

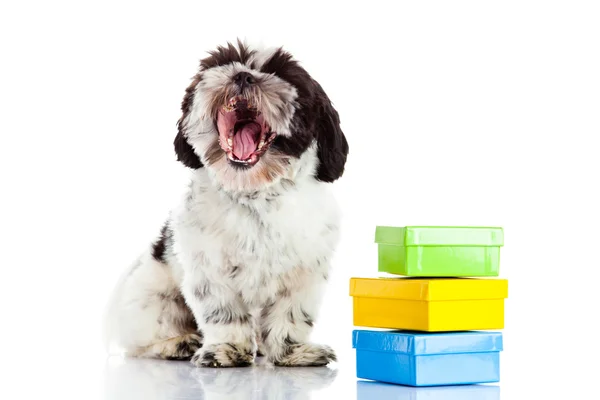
105;145;340;366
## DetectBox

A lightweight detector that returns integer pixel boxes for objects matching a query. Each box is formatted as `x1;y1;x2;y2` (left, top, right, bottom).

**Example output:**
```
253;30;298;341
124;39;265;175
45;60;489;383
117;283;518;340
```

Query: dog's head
174;40;348;192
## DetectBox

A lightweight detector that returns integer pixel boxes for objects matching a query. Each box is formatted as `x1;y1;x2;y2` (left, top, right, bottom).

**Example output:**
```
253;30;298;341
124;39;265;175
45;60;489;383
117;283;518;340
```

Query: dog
104;40;349;368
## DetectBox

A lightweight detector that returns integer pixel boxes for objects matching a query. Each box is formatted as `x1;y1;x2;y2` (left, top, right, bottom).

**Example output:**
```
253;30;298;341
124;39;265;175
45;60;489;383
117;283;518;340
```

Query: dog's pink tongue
233;123;261;160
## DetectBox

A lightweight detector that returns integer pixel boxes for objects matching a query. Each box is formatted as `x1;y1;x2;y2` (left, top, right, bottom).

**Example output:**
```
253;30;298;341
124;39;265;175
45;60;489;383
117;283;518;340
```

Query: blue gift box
357;381;500;400
352;330;503;387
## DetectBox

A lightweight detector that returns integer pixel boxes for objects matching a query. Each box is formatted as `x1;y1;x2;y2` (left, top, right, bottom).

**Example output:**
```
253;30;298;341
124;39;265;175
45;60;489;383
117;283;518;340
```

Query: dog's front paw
191;343;255;368
272;343;336;367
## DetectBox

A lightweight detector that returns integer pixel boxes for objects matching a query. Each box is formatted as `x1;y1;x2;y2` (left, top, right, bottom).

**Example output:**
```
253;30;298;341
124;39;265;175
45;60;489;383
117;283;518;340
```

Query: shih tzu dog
104;40;348;368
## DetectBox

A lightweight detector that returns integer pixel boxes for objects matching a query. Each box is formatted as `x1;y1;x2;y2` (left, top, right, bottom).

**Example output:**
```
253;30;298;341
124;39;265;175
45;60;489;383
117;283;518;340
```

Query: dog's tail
101;255;143;356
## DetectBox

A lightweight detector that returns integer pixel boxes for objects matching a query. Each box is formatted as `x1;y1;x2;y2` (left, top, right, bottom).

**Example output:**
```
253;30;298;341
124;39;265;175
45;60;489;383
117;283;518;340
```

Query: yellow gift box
350;277;508;332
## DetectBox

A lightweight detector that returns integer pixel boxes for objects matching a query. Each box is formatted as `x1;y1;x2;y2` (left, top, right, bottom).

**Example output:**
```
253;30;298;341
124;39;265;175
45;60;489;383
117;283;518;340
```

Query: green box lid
375;226;504;246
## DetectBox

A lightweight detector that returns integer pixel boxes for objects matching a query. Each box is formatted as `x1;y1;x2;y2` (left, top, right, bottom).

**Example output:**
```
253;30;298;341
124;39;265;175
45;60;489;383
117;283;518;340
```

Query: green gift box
375;226;504;277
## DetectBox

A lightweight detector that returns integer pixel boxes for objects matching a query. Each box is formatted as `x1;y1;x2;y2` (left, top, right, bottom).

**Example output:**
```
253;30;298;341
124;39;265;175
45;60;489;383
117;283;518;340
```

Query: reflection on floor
104;356;338;400
356;380;500;400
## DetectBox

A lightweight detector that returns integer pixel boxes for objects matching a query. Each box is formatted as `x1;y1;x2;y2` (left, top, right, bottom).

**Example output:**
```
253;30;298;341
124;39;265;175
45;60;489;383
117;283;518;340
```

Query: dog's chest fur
172;170;341;306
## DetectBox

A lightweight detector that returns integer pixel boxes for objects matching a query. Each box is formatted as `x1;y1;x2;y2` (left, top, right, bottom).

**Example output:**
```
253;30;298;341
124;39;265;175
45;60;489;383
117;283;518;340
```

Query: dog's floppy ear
174;131;203;169
313;81;349;182
173;75;203;169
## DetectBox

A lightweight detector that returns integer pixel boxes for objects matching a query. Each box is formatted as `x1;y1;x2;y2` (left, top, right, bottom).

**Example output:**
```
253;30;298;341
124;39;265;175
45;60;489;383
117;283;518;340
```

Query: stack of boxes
350;226;508;387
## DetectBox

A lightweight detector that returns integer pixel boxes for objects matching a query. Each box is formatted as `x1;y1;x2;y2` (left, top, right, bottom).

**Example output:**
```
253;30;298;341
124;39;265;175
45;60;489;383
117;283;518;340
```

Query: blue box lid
352;330;503;355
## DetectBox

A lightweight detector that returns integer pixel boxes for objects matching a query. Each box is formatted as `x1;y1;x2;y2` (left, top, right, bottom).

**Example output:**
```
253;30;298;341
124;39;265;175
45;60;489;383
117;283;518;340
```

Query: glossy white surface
104;357;339;399
103;356;501;400
98;349;591;399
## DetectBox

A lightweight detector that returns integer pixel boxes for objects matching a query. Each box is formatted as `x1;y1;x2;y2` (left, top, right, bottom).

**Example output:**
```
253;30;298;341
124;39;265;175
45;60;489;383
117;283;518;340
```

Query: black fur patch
228;159;254;170
174;129;203;169
302;309;314;327
165;355;190;361
200;40;256;70
229;265;240;278
284;335;297;347
313;80;349;182
174;73;203;169
151;222;171;262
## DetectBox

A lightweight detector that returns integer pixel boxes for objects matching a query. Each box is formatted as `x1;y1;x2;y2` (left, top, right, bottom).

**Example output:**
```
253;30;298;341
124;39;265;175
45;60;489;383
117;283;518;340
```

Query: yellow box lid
349;277;508;301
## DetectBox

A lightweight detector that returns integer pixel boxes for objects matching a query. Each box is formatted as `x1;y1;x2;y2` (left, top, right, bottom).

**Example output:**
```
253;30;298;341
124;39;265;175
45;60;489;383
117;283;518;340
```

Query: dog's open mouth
216;96;276;167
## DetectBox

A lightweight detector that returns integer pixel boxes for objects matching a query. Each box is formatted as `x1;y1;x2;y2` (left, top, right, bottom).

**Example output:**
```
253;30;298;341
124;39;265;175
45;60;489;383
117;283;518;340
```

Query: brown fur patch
206;86;236;122
132;333;203;360
205;139;224;165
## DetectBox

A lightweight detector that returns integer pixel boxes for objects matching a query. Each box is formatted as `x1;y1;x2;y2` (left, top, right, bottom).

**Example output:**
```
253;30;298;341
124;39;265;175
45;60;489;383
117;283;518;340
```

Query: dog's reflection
104;356;338;400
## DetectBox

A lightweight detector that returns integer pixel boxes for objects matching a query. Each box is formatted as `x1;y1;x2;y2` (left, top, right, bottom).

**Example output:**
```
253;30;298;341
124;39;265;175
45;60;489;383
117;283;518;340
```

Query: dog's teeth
258;140;265;149
227;138;233;147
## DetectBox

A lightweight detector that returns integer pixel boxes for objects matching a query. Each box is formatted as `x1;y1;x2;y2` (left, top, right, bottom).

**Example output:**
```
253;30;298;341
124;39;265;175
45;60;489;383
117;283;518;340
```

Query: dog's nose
233;72;256;89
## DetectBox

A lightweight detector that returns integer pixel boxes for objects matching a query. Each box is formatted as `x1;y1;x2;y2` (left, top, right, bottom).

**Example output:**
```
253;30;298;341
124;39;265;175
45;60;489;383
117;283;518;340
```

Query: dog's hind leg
131;332;203;360
121;287;202;360
105;253;202;360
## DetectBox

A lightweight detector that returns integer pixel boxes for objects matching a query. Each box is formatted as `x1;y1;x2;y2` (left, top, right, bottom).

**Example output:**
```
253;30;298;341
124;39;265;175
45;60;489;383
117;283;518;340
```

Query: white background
1;1;599;399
